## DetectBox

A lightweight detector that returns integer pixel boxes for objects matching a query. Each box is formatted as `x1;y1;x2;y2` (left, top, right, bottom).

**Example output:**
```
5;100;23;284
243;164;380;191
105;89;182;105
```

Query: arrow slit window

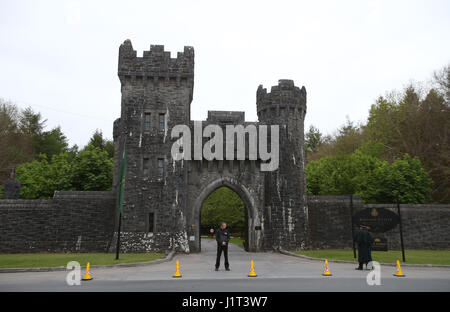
148;212;155;233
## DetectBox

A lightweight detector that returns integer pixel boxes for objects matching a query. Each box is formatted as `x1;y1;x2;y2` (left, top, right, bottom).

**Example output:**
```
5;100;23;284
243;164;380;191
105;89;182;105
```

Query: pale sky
1;0;449;148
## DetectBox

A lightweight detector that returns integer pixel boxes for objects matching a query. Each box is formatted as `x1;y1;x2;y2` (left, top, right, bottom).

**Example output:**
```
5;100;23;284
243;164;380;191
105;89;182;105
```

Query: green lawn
203;236;245;248
229;237;245;248
294;249;450;265
0;252;165;269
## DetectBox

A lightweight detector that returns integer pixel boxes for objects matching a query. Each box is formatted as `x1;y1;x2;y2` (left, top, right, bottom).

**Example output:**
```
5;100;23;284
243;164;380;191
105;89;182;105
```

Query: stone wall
307;195;363;249
365;204;450;250
0;191;115;253
307;196;450;250
1;192;449;253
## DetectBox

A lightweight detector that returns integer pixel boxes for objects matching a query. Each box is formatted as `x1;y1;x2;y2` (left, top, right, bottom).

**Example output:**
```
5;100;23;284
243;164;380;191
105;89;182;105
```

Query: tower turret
257;79;306;126
257;79;308;250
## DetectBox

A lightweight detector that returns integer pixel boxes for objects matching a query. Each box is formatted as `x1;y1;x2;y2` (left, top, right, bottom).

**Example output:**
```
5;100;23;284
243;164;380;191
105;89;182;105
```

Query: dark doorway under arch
199;186;249;252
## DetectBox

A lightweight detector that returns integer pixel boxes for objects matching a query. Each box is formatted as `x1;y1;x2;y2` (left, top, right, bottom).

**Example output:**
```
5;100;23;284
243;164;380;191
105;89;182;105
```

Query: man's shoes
215;267;219;271
225;268;230;271
355;267;363;270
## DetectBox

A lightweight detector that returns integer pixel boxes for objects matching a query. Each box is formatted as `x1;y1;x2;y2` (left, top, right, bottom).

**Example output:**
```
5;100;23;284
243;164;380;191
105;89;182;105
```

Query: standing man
355;224;374;270
215;222;230;271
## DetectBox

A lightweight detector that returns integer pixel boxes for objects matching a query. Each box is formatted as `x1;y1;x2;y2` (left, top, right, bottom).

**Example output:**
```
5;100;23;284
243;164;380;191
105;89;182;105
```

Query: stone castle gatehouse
113;40;308;253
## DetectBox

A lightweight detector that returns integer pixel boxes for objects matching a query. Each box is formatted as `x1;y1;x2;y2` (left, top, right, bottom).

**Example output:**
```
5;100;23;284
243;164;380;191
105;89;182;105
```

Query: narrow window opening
157;158;164;178
144;113;151;131
143;157;150;177
148;212;155;232
159;113;165;132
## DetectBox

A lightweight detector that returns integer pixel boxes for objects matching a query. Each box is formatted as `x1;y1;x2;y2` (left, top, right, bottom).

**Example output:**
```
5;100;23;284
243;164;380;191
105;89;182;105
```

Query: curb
279;249;450;269
0;250;176;273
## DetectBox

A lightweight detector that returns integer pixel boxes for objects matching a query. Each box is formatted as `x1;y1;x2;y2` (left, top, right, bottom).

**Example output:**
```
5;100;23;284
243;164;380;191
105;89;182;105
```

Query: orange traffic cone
82;262;93;281
393;260;405;277
173;260;182;278
322;259;332;276
248;260;257;277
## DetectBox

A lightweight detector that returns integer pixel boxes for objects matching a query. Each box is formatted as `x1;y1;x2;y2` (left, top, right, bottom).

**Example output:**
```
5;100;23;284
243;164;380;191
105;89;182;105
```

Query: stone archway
189;176;262;253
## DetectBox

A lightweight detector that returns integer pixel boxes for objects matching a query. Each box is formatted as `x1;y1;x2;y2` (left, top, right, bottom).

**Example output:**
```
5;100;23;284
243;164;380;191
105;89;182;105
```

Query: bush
306;146;433;204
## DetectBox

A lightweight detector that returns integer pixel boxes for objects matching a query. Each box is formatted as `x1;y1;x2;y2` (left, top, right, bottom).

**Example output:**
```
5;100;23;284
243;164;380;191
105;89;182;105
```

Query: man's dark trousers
215;243;229;269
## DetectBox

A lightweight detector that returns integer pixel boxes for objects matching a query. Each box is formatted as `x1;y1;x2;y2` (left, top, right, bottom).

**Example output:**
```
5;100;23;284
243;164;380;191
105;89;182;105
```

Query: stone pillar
3;179;21;199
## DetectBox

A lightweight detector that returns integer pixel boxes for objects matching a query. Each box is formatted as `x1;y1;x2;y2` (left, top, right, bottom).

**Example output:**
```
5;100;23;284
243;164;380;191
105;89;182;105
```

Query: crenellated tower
113;40;194;252
257;79;308;250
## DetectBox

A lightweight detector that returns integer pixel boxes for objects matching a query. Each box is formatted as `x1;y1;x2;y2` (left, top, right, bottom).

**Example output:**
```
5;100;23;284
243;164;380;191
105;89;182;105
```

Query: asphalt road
1;239;449;292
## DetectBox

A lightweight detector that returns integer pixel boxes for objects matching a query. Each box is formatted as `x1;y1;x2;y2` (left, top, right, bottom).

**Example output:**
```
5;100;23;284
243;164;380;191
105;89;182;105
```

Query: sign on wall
371;236;388;251
353;207;399;233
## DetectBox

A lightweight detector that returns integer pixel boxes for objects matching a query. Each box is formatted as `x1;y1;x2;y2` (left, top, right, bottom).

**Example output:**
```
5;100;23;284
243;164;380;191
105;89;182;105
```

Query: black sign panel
371;236;388;251
353;207;399;233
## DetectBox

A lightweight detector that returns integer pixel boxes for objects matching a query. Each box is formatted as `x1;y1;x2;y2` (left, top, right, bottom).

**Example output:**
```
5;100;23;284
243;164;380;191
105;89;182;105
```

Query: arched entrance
189;176;261;253
200;186;249;251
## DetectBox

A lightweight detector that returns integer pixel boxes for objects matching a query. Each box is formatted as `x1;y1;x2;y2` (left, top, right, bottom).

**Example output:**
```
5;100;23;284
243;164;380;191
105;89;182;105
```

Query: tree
306;117;365;162
0;99;34;182
14;147;113;199
201;187;245;234
365;84;449;203
19;107;69;160
67;144;79;162
306;147;432;204
15;153;73;199
305;125;325;162
34;126;69;160
366;154;433;204
432;64;449;103
85;129;114;158
306;153;359;196
70;146;113;191
15;154;53;199
0;103;70;175
19;107;46;136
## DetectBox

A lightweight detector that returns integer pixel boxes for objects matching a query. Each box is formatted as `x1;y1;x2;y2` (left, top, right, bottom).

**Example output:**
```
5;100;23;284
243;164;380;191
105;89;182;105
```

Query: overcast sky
1;0;449;148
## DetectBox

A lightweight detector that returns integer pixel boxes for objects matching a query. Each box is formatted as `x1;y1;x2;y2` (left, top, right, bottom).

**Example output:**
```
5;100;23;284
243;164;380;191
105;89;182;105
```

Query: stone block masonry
0;191;115;253
365;204;450;250
307;196;450;250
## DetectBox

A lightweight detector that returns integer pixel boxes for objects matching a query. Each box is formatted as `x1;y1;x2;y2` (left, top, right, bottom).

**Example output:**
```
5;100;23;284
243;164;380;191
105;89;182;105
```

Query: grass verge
294;249;450;265
0;252;165;269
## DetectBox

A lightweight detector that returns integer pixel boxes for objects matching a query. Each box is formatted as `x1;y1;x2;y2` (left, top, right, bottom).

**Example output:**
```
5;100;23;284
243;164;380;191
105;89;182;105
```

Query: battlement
207;111;245;124
118;39;194;79
256;79;307;120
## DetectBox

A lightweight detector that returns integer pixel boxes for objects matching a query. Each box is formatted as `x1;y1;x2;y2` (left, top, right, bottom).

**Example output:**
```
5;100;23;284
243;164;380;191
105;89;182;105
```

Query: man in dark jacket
355;224;374;270
215;222;230;271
